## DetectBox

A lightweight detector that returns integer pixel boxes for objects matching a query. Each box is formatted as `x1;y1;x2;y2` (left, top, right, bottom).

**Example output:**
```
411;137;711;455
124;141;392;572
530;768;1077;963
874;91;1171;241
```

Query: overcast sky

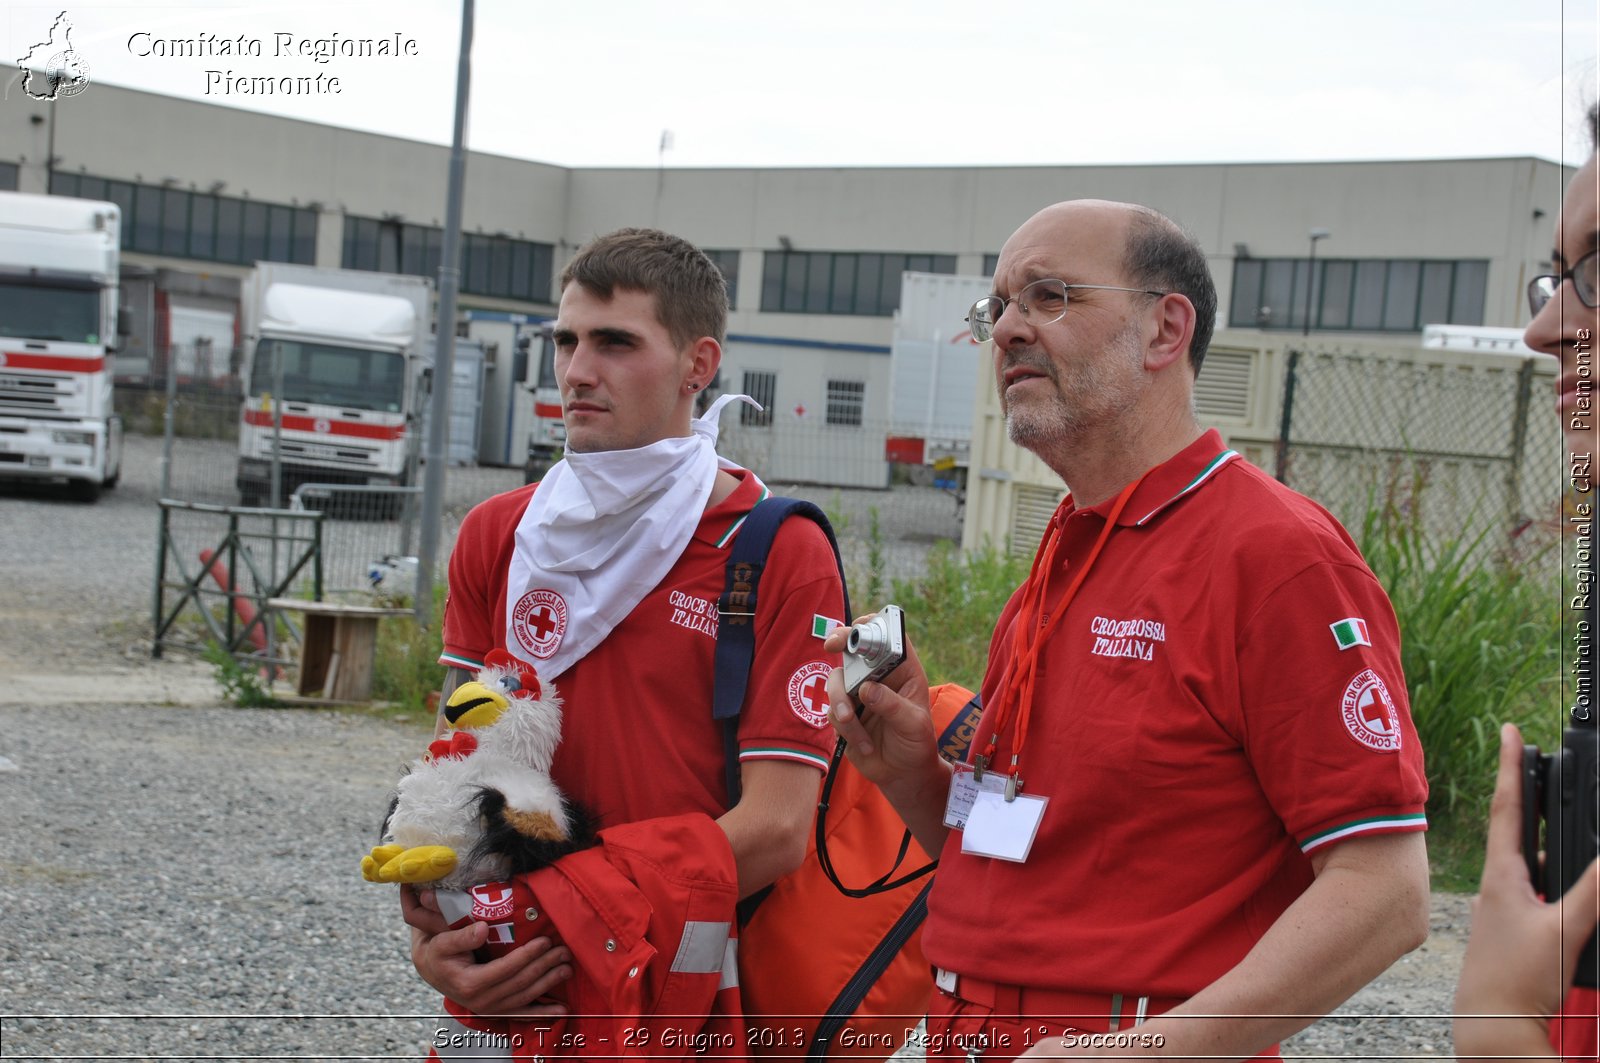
6;0;1598;169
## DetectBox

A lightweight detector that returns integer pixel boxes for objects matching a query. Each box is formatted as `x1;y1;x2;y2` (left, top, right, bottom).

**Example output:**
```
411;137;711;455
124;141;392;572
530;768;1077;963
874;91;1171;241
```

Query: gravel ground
0;434;1471;1061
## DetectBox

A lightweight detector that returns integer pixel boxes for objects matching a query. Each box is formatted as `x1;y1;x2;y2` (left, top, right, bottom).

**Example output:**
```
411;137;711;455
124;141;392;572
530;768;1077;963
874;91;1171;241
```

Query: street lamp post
1303;228;1330;336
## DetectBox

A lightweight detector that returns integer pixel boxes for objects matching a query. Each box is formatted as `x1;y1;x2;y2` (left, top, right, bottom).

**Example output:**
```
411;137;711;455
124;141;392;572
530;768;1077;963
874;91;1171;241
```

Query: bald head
1001;200;1217;374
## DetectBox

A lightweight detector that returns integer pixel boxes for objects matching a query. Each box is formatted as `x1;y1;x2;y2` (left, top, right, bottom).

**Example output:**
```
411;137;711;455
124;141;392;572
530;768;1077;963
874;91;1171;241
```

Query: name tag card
960;790;1048;862
943;765;1009;829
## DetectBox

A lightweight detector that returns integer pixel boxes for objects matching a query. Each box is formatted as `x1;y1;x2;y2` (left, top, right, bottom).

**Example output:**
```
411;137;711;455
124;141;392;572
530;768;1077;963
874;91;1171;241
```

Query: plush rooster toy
361;649;594;891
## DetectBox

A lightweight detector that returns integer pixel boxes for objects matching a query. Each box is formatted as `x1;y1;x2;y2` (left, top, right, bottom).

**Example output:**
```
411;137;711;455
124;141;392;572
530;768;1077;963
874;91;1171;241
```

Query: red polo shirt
439;469;842;829
923;429;1428;997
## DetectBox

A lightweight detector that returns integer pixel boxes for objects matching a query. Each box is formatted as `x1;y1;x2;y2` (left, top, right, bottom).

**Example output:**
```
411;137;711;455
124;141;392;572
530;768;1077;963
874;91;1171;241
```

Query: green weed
370;581;449;718
1357;493;1562;884
891;543;1028;693
202;640;283;708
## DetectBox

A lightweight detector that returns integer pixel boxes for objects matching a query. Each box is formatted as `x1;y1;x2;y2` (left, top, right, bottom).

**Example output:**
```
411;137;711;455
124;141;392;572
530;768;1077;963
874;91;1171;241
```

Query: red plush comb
485;648;542;700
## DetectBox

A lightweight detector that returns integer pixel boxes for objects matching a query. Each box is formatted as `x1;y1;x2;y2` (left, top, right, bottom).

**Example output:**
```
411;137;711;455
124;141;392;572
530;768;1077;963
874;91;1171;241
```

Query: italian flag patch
811;614;842;639
1330;617;1371;651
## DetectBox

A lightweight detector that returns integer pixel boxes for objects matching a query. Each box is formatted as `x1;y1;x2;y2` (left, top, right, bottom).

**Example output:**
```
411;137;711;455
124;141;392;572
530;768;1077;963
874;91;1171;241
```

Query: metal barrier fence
152;499;323;673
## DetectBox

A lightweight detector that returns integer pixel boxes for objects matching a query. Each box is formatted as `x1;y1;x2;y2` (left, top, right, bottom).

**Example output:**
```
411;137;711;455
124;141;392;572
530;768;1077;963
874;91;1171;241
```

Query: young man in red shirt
393;229;844;1043
827;199;1431;1061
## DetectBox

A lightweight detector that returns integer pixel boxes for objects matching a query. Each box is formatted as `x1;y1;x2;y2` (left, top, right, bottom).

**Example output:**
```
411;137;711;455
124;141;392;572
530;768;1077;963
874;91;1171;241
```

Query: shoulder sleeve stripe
1300;812;1428;853
438;651;484;671
739;745;830;772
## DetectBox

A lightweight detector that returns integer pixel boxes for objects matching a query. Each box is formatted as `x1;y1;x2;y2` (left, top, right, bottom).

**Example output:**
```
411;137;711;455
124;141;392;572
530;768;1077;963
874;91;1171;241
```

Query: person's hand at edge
1454;722;1600;1062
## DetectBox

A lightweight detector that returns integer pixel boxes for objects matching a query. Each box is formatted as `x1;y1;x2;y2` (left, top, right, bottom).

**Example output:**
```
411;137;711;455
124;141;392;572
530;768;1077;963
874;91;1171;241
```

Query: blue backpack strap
715;495;849;808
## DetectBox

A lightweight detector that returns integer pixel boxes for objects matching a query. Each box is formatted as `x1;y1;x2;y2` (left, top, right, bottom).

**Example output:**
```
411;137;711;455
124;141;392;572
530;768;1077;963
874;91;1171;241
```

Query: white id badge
943;766;1008;829
960;790;1048;862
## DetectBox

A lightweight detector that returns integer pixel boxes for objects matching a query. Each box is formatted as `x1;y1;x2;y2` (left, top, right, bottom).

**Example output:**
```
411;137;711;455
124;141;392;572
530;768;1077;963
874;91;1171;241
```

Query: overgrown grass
1357;498;1562;889
891;543;1028;693
369;581;448;724
203;640;283;707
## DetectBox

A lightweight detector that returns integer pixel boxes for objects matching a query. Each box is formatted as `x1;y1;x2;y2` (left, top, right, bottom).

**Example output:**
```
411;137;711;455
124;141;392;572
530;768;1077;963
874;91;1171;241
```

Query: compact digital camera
842;604;907;699
1522;710;1600;987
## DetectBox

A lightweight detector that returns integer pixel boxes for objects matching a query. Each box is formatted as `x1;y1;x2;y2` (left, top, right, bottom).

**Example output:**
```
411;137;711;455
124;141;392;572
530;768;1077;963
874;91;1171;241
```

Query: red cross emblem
511;589;567;659
1340;669;1401;752
787;661;834;728
469;881;515;920
527;606;558;640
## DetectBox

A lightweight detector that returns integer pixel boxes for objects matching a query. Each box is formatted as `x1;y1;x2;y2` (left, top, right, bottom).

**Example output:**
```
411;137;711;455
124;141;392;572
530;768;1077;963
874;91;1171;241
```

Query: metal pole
1505;357;1535;533
1303;228;1329;337
271;346;284;507
152;502;169;658
161;336;177;497
416;0;474;627
1274;348;1300;484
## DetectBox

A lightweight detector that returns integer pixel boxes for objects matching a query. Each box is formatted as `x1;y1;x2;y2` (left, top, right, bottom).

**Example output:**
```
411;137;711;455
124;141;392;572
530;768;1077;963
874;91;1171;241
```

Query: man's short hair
560;227;728;349
1123;209;1217;376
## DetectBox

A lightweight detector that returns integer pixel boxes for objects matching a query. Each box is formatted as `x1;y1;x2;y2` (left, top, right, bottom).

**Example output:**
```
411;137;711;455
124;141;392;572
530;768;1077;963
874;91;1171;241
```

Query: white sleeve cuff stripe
1300;813;1427;853
739;747;830;771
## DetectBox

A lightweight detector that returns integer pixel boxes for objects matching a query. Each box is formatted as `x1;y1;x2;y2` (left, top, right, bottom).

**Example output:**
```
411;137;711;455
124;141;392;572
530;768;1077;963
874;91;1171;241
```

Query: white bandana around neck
504;393;757;679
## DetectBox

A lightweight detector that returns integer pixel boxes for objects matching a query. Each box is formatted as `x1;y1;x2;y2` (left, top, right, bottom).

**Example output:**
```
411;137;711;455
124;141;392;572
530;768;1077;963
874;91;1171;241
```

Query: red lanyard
977;472;1147;788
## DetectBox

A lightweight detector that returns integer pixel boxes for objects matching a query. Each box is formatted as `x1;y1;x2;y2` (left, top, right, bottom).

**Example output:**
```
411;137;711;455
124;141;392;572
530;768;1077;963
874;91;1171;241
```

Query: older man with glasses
826;199;1431;1061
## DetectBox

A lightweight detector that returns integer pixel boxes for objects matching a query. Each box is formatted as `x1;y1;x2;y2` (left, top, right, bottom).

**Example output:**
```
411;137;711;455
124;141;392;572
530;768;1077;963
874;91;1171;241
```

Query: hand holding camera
841;604;907;701
1520;719;1600;988
1455;723;1600;1059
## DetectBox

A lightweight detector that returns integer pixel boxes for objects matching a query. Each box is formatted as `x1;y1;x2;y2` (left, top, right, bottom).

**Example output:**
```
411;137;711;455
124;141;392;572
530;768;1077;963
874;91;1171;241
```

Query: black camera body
1521;713;1600;988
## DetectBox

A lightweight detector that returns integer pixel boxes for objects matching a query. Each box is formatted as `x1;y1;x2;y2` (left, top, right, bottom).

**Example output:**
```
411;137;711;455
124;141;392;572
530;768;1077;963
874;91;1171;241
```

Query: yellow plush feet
362;843;458;883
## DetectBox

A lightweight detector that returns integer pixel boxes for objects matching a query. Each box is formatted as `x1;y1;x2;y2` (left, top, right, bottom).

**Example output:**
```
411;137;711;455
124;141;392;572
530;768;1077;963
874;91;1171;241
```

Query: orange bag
738;683;980;1060
713;498;982;1059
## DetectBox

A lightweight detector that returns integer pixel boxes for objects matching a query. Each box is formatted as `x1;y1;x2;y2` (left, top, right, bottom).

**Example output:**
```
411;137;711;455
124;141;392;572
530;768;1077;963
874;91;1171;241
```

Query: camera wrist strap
977;473;1146;784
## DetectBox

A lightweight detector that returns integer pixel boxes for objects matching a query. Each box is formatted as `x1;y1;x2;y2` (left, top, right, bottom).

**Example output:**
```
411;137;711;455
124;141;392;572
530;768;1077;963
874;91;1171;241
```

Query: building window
49;171;316;266
1229;257;1488;332
982;253;1000;277
343;215;554;303
760;250;957;316
741;370;775;426
0;163;18;191
704;249;740;309
826;379;865;426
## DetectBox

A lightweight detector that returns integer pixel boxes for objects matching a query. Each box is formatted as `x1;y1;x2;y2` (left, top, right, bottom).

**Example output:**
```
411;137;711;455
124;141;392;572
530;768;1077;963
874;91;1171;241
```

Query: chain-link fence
1274;345;1564;574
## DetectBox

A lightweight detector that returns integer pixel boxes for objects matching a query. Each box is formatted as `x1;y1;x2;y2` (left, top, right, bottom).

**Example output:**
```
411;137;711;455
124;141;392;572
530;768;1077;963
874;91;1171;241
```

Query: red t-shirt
923;430;1428;997
440;469;843;828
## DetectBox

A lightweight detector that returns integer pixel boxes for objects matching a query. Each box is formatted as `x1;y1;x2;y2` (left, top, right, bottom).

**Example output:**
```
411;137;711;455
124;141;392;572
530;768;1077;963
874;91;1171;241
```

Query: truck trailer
0;191;126;501
885;271;993;482
236;263;433;507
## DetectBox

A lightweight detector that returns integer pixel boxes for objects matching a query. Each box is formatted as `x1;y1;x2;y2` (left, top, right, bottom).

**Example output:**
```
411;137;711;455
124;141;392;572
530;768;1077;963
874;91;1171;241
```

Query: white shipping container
888;272;993;467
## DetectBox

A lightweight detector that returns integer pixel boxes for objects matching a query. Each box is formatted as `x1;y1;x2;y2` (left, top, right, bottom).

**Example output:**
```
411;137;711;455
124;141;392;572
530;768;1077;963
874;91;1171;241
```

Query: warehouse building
0;81;1571;488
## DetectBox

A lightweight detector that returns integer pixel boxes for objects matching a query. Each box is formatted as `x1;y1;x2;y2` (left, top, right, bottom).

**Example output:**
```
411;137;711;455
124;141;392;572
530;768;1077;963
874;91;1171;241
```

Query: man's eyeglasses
966;277;1168;343
1528;249;1600;316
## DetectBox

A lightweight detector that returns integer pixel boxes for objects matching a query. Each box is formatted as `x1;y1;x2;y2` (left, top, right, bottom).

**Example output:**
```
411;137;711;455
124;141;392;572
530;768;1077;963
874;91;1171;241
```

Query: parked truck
236;263;433;507
885;271;993;484
0;191;126;501
115;267;241;388
460;310;562;479
518;322;563;483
